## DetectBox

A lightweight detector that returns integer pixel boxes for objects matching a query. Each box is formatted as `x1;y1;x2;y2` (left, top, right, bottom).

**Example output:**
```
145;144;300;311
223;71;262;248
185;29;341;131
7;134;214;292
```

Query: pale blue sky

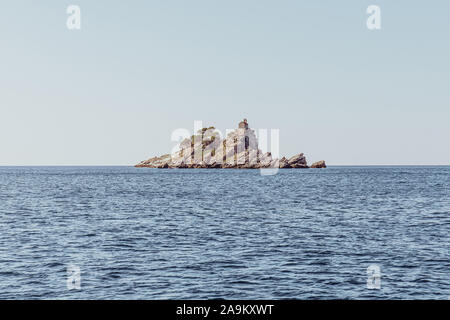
1;1;449;165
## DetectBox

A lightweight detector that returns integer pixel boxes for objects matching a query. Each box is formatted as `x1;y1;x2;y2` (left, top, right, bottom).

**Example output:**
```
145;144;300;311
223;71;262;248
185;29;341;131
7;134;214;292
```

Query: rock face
287;153;308;168
310;160;326;168
135;119;326;169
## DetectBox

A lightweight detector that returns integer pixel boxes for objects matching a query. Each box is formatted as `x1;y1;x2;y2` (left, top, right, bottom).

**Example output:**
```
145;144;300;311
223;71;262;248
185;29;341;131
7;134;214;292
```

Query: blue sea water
0;166;448;300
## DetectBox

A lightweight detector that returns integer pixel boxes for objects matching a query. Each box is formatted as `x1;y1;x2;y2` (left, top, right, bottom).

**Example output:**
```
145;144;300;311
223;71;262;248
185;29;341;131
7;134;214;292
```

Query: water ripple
0;166;449;299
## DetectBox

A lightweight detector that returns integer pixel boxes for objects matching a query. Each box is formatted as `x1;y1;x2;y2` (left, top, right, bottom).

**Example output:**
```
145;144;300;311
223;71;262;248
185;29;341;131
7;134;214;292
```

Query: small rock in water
310;160;326;168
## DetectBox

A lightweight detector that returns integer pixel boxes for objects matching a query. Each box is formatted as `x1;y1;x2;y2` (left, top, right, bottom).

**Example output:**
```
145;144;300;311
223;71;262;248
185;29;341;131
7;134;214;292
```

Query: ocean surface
0;166;448;299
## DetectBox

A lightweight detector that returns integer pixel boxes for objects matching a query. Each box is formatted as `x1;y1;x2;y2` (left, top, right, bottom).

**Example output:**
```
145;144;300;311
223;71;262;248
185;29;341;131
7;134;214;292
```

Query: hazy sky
1;1;449;165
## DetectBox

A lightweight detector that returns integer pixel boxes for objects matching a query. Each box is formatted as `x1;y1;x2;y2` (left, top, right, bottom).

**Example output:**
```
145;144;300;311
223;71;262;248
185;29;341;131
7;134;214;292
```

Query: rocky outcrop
310;160;326;168
135;119;326;169
279;157;290;168
135;154;171;168
287;153;308;168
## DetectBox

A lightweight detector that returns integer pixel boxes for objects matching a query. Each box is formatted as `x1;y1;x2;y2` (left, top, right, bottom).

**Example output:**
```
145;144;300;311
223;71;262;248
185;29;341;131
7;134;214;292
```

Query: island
135;119;326;169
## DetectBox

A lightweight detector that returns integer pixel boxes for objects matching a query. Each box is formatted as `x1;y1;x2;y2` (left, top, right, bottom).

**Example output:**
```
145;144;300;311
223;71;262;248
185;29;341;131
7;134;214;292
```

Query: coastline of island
135;119;326;169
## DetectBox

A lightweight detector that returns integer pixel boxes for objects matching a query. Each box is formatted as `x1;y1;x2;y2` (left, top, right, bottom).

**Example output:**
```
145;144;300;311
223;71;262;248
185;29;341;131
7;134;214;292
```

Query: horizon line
1;164;450;167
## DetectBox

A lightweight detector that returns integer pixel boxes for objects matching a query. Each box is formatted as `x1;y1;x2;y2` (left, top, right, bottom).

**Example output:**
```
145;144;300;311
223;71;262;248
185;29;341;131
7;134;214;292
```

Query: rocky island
135;119;326;169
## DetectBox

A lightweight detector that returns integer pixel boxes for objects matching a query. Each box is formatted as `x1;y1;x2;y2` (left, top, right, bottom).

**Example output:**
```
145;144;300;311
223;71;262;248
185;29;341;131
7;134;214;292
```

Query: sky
1;0;449;165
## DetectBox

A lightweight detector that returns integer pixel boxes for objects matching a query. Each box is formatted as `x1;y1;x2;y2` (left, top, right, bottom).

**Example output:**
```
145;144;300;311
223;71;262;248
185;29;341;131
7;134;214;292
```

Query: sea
0;166;448;299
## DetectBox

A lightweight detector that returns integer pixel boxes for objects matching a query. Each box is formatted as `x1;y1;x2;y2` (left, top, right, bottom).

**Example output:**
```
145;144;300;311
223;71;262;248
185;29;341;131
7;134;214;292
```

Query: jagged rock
136;154;171;168
310;160;326;168
135;119;324;169
208;162;222;169
222;163;236;169
279;157;290;168
259;152;272;166
157;162;169;168
288;153;308;168
269;159;280;168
